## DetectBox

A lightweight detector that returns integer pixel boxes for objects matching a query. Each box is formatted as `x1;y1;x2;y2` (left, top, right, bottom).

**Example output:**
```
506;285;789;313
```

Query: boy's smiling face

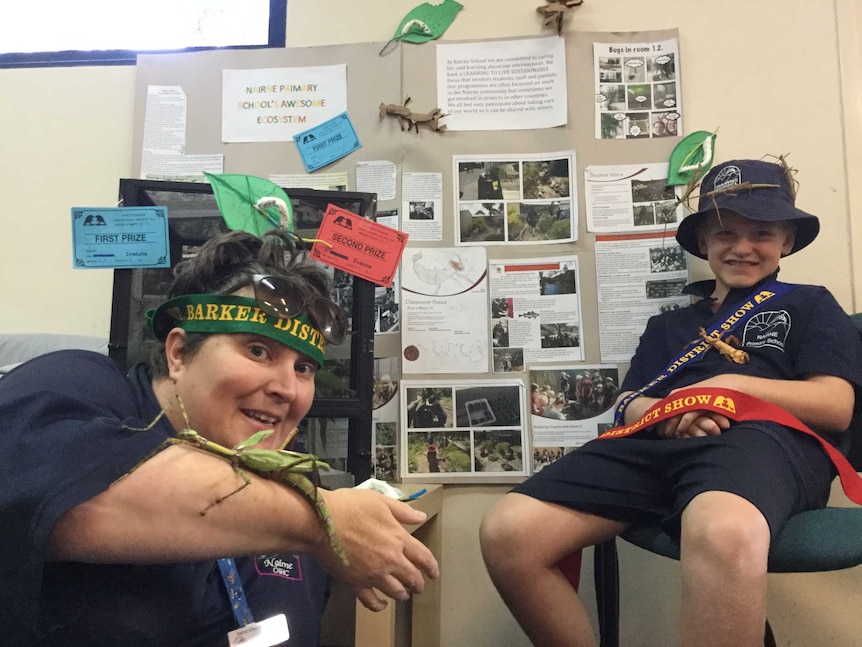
697;211;796;301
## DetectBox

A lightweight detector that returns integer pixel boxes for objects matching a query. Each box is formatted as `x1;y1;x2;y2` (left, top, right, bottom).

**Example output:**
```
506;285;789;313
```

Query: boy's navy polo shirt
621;276;862;452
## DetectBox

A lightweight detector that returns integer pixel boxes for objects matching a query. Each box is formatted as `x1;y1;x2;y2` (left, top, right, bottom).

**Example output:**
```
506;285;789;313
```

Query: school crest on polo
742;310;791;352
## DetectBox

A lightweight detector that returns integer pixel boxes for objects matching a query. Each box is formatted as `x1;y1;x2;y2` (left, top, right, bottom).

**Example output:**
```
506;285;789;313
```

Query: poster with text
528;365;619;472
594;38;682;140
585;162;684;233
401;247;489;373
489;255;584;372
595;231;691;362
222;64;347;143
437;36;567;131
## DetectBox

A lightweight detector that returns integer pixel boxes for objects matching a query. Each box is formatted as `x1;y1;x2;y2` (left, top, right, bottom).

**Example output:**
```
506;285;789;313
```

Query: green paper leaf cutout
392;0;463;44
667;131;717;186
204;172;293;237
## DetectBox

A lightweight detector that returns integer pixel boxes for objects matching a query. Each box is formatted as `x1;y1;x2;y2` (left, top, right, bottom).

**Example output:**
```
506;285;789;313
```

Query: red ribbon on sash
598;387;862;505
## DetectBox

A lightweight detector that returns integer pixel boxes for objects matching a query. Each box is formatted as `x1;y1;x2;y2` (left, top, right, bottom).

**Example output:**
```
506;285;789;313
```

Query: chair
593;313;862;647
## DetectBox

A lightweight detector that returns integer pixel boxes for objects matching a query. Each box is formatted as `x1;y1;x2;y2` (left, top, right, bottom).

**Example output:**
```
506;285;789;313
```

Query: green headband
146;294;326;367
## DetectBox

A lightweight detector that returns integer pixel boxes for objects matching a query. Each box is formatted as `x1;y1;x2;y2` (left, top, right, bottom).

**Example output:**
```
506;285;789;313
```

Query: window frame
0;0;286;69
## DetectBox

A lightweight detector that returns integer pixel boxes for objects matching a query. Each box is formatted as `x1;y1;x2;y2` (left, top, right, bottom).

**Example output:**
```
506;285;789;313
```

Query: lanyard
613;280;799;425
599;387;862;505
217;558;255;627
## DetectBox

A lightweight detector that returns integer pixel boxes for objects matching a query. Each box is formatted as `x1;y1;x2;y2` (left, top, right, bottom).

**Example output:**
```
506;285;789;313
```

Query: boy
480;158;862;647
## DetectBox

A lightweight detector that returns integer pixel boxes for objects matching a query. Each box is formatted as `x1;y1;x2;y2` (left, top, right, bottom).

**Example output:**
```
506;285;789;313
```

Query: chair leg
764;618;776;647
594;539;620;647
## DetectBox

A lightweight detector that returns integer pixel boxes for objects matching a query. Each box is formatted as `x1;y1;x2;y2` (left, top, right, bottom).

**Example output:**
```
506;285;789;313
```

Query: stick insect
125;401;348;565
698;327;750;364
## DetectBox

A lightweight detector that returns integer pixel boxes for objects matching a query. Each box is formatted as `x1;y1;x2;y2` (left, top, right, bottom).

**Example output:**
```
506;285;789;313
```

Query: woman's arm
50;443;439;609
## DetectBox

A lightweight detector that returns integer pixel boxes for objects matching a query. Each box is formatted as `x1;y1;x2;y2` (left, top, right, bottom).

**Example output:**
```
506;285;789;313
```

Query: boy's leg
480;492;627;647
679;491;771;647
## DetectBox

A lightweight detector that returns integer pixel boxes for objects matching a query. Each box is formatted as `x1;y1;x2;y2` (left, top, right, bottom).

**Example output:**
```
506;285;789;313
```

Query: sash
614;280;800;425
599;387;862;504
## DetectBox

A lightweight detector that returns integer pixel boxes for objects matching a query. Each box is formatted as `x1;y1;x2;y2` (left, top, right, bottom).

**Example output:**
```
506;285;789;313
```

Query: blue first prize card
293;112;362;173
72;206;170;269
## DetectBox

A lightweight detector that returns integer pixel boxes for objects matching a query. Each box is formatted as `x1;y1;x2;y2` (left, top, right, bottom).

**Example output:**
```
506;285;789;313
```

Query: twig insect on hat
675;158;820;259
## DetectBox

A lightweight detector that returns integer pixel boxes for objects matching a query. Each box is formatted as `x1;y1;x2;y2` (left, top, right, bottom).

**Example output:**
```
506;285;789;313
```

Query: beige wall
2;1;861;645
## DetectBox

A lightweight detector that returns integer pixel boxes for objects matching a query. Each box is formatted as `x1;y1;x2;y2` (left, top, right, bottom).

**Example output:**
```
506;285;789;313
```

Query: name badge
227;614;290;647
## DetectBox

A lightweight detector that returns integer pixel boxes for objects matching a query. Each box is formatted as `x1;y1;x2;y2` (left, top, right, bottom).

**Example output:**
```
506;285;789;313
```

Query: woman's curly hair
146;228;341;377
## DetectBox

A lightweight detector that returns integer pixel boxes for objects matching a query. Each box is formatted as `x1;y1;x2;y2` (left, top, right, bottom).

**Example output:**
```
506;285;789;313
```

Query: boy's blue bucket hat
676;159;820;259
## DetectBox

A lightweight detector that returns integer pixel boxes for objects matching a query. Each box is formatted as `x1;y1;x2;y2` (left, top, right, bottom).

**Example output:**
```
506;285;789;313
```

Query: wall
1;1;861;645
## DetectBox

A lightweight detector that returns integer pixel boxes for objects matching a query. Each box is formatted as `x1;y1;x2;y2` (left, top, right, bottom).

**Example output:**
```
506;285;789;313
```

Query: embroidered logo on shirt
255;554;303;581
741;310;791;352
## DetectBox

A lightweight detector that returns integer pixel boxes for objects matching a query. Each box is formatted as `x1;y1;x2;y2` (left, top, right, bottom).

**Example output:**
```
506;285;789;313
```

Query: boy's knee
682;495;770;567
480;494;533;565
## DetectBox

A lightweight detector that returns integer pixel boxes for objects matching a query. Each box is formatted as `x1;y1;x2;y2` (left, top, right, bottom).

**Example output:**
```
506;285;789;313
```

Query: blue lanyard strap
217;558;255;627
613;280;799;425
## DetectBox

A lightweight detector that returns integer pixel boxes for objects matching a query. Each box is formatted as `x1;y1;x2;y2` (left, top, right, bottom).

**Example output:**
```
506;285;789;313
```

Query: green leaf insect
205;172;294;236
125;405;348;565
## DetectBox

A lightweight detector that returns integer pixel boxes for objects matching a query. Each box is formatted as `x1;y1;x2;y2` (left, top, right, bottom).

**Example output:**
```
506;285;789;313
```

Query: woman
0;229;437;646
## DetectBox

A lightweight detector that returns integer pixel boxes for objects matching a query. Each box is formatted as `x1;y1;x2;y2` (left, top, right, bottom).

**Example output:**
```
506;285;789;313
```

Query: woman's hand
315;488;440;611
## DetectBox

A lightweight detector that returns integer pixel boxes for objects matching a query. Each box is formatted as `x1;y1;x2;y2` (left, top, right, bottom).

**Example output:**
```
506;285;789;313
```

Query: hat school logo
712;164;741;191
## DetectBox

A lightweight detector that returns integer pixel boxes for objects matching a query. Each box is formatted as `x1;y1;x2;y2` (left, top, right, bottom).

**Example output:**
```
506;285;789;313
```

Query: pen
405;488;427;501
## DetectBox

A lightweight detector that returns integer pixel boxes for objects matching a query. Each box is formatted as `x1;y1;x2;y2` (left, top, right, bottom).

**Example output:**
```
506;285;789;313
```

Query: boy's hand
656;410;731;439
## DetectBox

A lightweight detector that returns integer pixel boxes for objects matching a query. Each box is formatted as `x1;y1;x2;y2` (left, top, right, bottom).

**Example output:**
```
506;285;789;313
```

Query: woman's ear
163;328;188;379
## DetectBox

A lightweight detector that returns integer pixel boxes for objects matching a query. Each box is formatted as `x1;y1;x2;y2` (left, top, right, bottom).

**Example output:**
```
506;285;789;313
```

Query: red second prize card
310;204;408;287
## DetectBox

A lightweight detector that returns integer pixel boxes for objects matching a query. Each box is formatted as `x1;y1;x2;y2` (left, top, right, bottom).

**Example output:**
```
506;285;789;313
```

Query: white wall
2;1;861;645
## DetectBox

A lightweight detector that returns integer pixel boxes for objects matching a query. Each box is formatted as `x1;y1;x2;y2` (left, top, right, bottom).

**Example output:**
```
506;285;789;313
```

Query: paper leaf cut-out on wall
205;172;293;237
381;0;463;54
667;131;717;187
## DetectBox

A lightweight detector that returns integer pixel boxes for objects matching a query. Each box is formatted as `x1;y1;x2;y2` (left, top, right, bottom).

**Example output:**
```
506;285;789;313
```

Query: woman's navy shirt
0;351;328;646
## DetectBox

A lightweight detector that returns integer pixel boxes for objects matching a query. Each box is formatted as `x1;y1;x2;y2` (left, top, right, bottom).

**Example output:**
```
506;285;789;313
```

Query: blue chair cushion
621;506;862;573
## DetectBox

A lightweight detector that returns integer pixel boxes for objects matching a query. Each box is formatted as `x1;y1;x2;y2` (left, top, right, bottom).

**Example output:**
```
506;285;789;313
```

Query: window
0;0;286;68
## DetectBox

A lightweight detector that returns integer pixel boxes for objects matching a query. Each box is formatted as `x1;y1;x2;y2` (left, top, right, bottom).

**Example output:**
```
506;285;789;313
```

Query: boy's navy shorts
513;422;836;540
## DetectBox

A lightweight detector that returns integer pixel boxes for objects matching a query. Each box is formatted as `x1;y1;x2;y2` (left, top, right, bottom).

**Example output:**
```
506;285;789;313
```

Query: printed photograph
405;387;453;428
474;429;524;473
459;201;505;243
530;367;620;421
406;430;472;474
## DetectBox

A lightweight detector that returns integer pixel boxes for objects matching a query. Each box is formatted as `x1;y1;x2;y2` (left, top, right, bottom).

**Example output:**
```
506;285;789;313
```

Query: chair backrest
846;313;862;470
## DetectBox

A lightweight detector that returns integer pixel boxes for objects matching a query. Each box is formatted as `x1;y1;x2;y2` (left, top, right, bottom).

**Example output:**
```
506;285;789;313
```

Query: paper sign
293;112;361;173
71;207;170;269
311;205;408;287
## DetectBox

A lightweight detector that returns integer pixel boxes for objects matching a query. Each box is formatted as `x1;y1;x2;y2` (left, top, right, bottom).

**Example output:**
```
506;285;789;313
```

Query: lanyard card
227;614;289;647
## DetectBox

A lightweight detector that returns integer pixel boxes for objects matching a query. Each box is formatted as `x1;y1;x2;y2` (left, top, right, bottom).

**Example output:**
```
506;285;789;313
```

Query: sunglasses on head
250;274;348;345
